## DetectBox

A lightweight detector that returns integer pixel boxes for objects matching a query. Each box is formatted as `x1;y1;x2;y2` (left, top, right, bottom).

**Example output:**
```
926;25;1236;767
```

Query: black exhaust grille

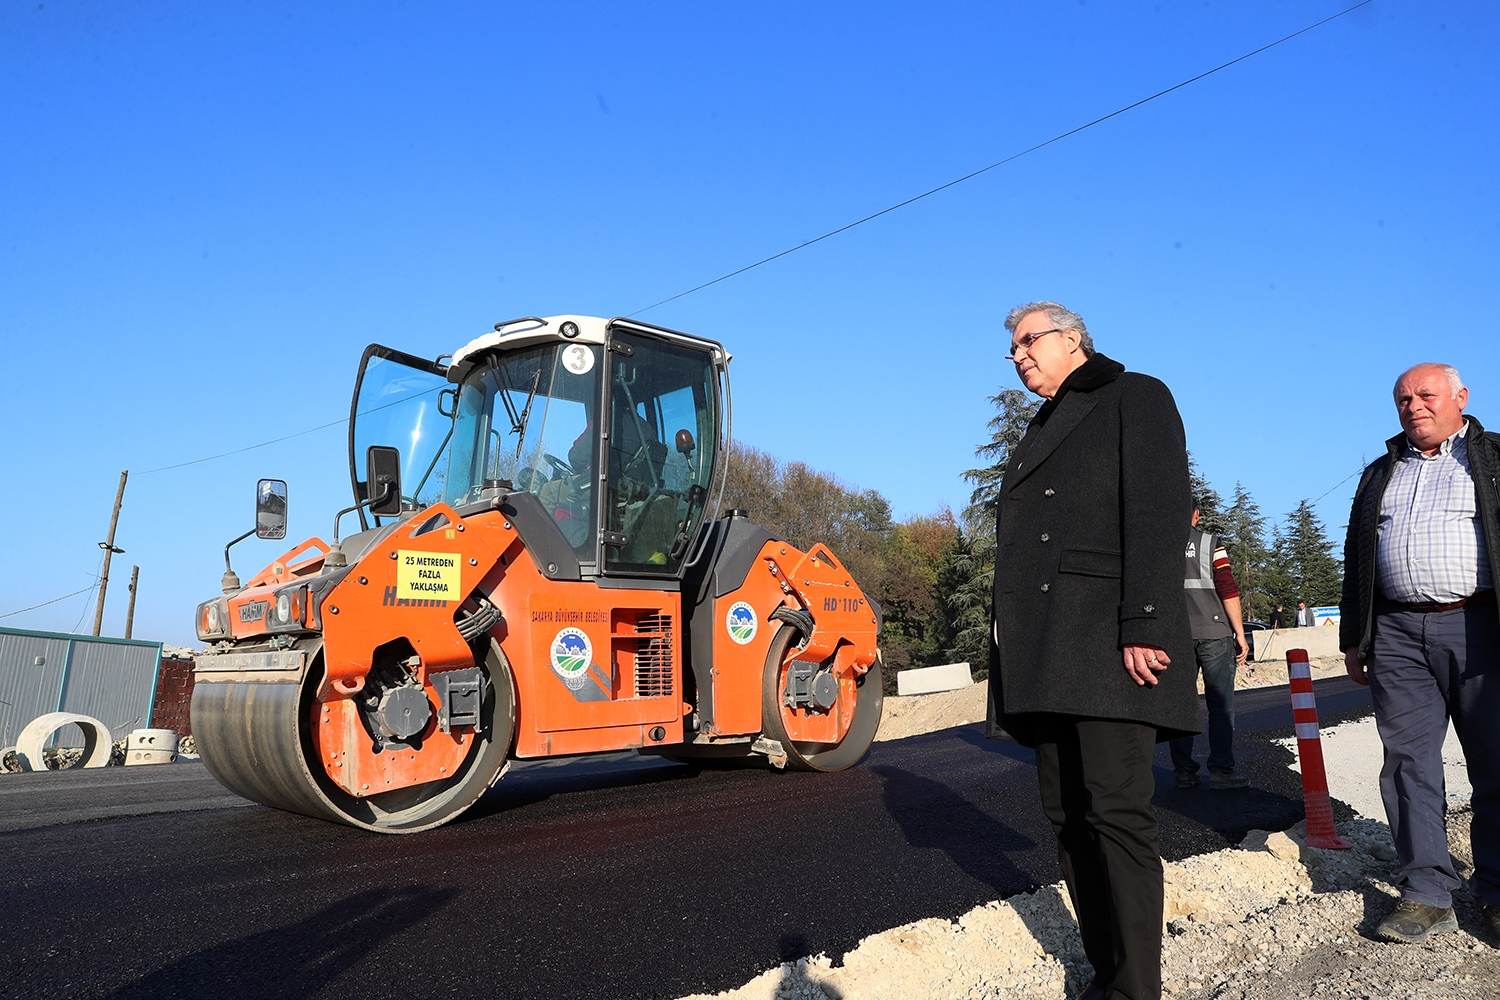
634;613;674;699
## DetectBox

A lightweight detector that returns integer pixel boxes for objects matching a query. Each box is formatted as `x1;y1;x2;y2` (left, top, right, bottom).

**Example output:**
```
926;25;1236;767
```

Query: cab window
603;333;718;574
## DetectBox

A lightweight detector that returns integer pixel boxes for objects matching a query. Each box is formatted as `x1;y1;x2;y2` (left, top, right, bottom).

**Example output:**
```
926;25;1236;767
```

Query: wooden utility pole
124;565;140;640
92;470;128;637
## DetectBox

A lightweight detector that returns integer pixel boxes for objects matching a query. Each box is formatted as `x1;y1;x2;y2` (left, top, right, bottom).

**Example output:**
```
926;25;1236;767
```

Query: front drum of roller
192;641;514;833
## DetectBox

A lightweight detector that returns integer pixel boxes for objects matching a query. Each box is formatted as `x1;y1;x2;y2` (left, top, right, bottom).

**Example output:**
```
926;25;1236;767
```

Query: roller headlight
275;592;292;624
197;601;225;641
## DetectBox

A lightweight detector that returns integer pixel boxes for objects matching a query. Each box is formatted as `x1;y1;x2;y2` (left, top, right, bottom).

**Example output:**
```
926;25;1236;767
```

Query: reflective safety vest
1184;527;1233;640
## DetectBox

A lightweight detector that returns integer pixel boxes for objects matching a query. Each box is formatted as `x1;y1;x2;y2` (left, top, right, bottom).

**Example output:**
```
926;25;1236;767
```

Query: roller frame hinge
432;666;488;735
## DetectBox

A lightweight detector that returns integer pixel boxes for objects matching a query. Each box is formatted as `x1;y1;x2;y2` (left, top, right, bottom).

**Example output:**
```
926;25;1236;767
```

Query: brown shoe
1374;899;1457;943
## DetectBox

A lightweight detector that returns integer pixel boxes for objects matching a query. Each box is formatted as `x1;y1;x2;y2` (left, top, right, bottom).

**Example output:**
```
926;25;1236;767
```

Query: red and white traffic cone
1287;647;1351;849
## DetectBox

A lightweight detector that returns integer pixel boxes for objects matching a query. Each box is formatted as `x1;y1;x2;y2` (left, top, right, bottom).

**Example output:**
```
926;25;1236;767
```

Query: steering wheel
543;453;575;477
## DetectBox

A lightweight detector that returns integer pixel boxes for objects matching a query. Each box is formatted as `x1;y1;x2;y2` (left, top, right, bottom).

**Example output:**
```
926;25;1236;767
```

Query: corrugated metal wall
0;627;162;748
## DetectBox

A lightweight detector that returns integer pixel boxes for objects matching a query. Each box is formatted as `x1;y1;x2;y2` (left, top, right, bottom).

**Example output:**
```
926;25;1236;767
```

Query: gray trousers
1368;601;1500;907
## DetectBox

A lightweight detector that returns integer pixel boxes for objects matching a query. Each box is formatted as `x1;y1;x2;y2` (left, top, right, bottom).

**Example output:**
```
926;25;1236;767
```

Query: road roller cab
191;315;883;832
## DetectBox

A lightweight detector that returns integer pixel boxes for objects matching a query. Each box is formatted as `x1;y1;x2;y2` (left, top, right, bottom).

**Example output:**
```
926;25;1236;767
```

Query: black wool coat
986;353;1199;747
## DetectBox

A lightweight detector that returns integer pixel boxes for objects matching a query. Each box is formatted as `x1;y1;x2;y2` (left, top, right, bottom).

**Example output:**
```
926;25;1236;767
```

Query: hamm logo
549;627;592;690
725;602;758;645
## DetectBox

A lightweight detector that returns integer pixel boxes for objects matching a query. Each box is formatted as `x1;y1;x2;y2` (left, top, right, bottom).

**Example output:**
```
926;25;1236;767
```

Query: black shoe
1209;769;1249;790
1176;768;1199;789
1374;899;1458;943
1483;904;1500;943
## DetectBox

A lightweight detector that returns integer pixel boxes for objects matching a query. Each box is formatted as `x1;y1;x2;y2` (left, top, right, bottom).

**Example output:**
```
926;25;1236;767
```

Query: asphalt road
0;676;1370;1000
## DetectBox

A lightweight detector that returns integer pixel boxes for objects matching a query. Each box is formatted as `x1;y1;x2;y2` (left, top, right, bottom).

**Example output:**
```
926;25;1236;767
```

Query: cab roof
448;315;607;384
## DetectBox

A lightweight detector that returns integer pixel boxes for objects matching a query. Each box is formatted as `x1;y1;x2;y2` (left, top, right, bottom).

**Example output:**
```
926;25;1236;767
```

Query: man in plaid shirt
1341;363;1500;946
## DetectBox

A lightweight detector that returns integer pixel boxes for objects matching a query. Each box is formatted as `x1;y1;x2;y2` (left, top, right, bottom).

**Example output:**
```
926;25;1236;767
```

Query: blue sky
2;1;1495;646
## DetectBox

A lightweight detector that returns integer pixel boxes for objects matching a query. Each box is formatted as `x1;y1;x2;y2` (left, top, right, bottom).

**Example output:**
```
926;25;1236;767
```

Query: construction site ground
681;658;1499;1000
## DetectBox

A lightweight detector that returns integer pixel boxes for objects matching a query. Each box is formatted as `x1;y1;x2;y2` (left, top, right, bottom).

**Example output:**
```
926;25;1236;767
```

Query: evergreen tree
950;386;1040;681
938;535;994;679
1273;499;1343;609
1187;453;1229;537
1219;482;1275;621
961;388;1041;542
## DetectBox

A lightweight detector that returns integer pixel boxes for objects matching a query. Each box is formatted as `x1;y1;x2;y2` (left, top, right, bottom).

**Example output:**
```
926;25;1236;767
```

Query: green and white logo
549;627;592;690
725;601;758;645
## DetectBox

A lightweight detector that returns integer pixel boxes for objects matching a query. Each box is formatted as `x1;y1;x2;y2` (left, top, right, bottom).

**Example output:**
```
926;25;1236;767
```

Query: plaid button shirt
1377;423;1494;603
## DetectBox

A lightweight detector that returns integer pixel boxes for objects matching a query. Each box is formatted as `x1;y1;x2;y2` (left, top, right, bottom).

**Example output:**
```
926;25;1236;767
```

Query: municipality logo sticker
725;601;758;645
550;627;593;690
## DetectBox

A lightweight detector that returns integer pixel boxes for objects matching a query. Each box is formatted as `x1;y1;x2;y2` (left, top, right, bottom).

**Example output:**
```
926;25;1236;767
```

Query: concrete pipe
125;728;179;765
14;712;114;771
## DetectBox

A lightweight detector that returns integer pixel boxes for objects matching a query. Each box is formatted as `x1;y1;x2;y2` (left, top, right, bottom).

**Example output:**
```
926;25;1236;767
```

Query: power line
136;386;445;475
71;554;106;633
1310;468;1364;507
629;0;1374;316
138;417;348;474
0;585;98;620
126;4;1373;481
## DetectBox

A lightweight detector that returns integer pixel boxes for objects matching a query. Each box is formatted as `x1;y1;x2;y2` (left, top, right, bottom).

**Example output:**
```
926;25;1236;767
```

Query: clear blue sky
3;2;1495;647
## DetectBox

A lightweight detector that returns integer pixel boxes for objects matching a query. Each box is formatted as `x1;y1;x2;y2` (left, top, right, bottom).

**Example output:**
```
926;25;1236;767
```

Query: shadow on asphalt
458;753;694;823
872;754;1072;962
103;886;458;999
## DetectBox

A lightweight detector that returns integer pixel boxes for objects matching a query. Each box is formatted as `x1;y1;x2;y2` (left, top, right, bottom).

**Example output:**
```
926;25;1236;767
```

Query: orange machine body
208;502;878;795
192;315;883;832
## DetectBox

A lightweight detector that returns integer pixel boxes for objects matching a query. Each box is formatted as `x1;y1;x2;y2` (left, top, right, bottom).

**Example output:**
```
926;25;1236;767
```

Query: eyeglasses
1005;328;1064;361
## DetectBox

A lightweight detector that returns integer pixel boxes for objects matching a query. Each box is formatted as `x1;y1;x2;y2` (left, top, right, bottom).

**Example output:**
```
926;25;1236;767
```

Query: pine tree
1274;499;1343;609
941;386;1038;682
961;388;1041;541
1187;453;1229;537
913;530;995;677
1219;483;1275;621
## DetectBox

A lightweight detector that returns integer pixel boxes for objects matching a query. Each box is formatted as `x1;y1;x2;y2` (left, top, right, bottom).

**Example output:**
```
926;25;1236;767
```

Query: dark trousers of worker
1168;635;1237;775
1368;601;1500;907
1032;716;1162;1000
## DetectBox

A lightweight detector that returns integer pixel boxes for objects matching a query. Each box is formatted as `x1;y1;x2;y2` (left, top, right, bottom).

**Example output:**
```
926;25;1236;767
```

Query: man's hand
1123;644;1170;686
1233;632;1249;668
1345;646;1368;686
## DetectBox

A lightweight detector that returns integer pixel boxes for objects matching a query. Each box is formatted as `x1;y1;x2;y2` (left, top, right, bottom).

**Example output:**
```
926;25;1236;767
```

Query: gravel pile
678;809;1498;1000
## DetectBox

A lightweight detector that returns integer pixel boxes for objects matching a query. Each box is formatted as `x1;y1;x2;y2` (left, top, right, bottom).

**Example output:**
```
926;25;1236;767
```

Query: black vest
1184;527;1233;640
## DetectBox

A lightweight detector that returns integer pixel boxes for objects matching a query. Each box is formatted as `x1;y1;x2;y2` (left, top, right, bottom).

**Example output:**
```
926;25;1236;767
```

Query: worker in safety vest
1171;508;1251;790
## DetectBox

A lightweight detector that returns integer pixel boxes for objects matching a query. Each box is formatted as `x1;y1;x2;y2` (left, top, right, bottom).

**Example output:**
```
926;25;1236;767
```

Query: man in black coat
987;301;1197;1000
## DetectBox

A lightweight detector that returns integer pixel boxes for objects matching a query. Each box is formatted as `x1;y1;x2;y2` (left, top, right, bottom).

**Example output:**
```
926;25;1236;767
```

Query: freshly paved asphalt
0;676;1370;1000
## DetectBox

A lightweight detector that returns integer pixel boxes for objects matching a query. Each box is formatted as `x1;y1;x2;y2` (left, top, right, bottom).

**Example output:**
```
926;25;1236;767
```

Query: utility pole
92;470;128;637
124;565;140;640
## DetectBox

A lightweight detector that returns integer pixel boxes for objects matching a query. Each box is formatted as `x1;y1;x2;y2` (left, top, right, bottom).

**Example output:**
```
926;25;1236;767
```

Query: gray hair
1004;301;1095;356
1395;363;1464;399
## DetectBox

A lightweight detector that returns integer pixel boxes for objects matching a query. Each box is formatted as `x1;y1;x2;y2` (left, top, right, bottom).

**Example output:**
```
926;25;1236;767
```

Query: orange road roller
192;315;883;832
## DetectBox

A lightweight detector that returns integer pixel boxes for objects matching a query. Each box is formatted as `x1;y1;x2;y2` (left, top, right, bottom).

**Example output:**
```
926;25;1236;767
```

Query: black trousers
1032;716;1162;1000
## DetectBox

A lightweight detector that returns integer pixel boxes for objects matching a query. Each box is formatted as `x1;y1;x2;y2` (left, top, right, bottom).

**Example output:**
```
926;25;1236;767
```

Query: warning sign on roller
396;550;462;602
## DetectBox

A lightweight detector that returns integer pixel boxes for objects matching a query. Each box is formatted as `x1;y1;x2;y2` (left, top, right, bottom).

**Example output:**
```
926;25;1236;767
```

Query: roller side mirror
367;446;404;517
255;479;288;540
